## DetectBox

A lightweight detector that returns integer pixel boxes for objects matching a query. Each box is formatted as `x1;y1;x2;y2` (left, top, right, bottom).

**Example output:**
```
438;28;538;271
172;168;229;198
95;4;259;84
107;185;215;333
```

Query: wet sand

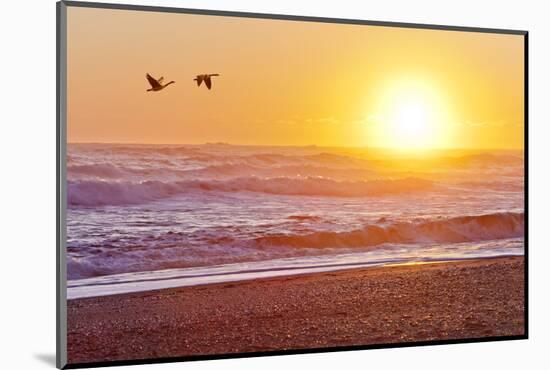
67;256;525;365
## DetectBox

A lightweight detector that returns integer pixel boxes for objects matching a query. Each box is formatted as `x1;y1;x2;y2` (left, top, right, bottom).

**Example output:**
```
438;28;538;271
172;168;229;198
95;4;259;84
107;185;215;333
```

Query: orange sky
67;6;525;149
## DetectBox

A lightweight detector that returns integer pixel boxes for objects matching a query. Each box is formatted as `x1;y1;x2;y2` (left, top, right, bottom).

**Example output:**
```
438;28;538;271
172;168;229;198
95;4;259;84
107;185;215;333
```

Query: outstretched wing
205;76;212;90
195;75;203;86
158;77;164;84
146;73;161;88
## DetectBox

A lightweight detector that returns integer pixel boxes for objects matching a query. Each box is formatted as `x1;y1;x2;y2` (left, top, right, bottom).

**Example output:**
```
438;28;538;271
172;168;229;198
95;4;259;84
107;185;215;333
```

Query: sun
391;98;431;145
366;79;455;150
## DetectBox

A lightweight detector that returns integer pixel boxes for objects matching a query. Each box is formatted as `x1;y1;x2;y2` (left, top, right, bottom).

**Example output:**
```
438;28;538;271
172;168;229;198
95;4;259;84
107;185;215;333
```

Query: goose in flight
194;74;220;90
146;73;175;92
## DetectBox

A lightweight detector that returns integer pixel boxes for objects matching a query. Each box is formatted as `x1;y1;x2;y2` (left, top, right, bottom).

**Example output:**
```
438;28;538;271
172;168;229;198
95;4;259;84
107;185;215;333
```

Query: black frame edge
523;32;529;338
57;1;68;369
64;335;528;369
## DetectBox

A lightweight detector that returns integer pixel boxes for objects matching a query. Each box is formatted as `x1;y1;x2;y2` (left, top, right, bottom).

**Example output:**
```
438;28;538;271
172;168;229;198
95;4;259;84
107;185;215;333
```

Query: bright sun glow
391;99;431;145
367;79;455;150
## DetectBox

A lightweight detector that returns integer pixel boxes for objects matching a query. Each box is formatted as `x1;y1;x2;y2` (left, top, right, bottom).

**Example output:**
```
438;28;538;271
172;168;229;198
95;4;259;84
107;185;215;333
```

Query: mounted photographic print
56;1;528;368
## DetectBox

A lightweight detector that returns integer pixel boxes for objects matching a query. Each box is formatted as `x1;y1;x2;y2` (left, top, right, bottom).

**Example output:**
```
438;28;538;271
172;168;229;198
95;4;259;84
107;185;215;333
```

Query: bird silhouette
146;73;175;92
194;74;220;90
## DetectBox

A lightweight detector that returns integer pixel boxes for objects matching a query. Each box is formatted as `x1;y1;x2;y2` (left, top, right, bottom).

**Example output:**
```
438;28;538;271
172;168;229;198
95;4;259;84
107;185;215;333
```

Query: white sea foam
66;144;525;290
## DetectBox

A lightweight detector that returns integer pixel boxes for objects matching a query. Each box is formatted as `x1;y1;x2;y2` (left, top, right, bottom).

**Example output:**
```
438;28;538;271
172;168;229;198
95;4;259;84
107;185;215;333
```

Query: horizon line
67;141;524;151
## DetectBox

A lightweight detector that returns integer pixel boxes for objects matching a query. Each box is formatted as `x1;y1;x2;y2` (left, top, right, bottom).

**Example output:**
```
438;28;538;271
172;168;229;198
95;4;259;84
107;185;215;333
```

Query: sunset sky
67;7;525;149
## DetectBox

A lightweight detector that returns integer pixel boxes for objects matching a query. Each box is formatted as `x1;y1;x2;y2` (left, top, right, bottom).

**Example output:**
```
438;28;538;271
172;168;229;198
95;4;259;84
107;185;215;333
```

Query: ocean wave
253;212;524;248
66;212;523;279
457;180;524;192
68;163;128;179
188;163;375;181
68;161;377;182
68;177;434;207
68;162;191;181
444;153;523;167
287;214;324;222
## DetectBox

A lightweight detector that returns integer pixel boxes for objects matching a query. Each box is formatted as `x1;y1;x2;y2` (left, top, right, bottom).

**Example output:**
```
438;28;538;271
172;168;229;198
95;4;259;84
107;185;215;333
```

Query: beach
67;255;525;364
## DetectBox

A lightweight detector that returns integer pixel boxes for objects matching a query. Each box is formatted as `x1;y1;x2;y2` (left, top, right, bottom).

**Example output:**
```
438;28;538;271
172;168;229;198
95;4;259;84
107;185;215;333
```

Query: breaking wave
253;212;524;248
68;177;434;207
66;212;523;279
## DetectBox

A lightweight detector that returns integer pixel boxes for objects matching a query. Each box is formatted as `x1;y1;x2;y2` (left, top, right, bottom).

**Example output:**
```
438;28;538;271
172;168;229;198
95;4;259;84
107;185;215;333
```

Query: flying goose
194;74;220;90
146;73;175;92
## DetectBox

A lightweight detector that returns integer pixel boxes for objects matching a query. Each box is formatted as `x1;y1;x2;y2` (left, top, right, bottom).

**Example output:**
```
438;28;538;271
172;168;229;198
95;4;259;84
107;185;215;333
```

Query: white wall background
1;0;548;369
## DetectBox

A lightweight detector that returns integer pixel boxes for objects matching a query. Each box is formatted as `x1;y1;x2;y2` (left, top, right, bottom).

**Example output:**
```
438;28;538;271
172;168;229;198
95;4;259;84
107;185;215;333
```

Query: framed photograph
57;1;528;368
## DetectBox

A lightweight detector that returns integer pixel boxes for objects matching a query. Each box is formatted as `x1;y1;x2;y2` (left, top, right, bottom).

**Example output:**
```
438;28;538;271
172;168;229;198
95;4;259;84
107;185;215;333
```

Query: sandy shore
67;256;525;365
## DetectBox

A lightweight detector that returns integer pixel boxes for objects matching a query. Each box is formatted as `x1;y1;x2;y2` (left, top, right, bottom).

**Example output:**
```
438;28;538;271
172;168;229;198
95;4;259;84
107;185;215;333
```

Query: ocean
66;143;524;299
